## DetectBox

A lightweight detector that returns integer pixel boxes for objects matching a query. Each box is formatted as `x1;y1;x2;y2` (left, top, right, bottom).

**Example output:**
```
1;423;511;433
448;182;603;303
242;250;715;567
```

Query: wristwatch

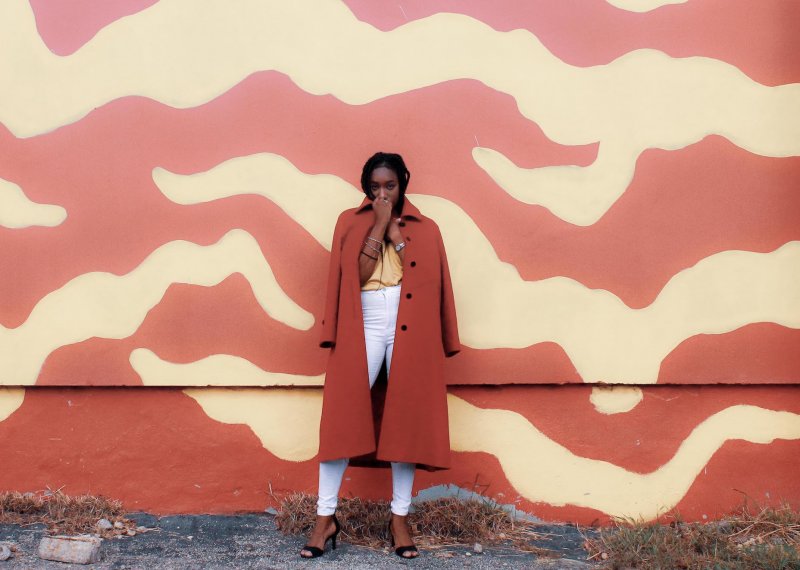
394;242;406;252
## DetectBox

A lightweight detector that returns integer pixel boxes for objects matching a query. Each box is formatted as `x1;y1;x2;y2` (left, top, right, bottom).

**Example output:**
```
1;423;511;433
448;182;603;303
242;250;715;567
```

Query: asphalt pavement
0;512;598;569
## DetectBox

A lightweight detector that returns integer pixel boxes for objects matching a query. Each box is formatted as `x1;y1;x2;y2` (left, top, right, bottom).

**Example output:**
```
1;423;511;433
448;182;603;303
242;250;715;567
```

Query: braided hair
360;152;411;214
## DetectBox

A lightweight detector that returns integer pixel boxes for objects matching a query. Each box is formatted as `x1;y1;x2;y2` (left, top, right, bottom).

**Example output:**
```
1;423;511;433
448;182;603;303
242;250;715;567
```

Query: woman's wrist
372;219;389;234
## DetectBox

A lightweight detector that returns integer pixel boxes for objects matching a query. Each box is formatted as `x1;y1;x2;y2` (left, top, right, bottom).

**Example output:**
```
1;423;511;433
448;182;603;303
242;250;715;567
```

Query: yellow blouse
361;240;403;290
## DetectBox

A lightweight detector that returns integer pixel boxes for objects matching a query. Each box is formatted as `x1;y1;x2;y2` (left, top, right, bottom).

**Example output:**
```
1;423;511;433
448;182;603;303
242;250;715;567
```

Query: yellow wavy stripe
131;348;323;386
0;229;312;386
0;177;66;229
183;387;800;520
590;386;643;414
153;153;800;385
448;394;800;519
152;154;360;250
0;388;25;422
605;0;687;12
182;388;322;461
3;0;798;223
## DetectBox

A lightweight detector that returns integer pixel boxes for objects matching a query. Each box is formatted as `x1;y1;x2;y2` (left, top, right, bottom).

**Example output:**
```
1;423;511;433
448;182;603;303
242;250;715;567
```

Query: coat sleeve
319;212;347;348
436;225;461;357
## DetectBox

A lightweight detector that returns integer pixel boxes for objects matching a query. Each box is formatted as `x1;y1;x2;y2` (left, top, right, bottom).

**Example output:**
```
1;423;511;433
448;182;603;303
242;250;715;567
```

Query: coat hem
317;451;451;472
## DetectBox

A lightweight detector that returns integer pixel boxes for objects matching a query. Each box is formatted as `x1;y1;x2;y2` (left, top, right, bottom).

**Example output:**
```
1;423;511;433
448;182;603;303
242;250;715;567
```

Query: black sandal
300;514;341;559
388;516;419;559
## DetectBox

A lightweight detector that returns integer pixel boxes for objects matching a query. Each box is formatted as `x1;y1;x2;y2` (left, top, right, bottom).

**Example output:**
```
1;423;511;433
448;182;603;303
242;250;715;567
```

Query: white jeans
317;285;416;516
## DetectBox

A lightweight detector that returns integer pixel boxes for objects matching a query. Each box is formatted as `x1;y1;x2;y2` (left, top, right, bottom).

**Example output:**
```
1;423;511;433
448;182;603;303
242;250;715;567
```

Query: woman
300;152;460;559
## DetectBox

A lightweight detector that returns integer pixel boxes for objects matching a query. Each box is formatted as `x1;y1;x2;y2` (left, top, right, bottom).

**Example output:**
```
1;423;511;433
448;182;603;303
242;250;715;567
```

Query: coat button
410;261;416;267
401;325;407;331
399;221;406;227
406;236;411;241
406;293;412;299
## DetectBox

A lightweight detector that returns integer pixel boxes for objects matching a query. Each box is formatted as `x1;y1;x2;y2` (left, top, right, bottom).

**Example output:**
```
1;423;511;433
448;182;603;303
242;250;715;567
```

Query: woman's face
369;166;401;211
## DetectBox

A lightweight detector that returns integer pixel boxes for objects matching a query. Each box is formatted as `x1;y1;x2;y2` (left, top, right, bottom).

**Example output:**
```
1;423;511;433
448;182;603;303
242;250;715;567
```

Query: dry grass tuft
0;487;138;537
585;502;800;569
275;492;550;553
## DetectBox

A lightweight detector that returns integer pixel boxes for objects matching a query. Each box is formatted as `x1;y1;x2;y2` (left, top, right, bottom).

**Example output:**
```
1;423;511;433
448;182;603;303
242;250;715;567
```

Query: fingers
373;198;391;211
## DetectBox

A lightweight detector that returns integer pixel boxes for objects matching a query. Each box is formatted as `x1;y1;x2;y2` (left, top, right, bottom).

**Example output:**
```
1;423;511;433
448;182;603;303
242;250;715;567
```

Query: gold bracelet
366;236;383;245
360;249;378;260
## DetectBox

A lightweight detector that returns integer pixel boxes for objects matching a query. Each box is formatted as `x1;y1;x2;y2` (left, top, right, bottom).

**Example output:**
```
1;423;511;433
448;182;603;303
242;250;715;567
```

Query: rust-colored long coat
318;196;460;470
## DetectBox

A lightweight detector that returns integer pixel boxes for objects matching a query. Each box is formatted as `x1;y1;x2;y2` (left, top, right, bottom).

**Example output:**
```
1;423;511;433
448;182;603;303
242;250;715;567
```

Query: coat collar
355;195;423;221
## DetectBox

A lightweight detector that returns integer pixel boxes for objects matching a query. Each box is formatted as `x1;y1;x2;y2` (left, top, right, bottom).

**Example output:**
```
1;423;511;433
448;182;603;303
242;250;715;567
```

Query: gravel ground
0;513;598;569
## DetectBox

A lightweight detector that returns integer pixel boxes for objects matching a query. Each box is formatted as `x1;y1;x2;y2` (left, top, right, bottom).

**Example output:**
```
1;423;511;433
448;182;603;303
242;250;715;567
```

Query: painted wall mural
1;0;798;524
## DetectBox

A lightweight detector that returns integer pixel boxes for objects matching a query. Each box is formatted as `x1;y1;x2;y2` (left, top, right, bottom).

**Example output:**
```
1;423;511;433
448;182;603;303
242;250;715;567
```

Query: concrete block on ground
38;535;102;564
